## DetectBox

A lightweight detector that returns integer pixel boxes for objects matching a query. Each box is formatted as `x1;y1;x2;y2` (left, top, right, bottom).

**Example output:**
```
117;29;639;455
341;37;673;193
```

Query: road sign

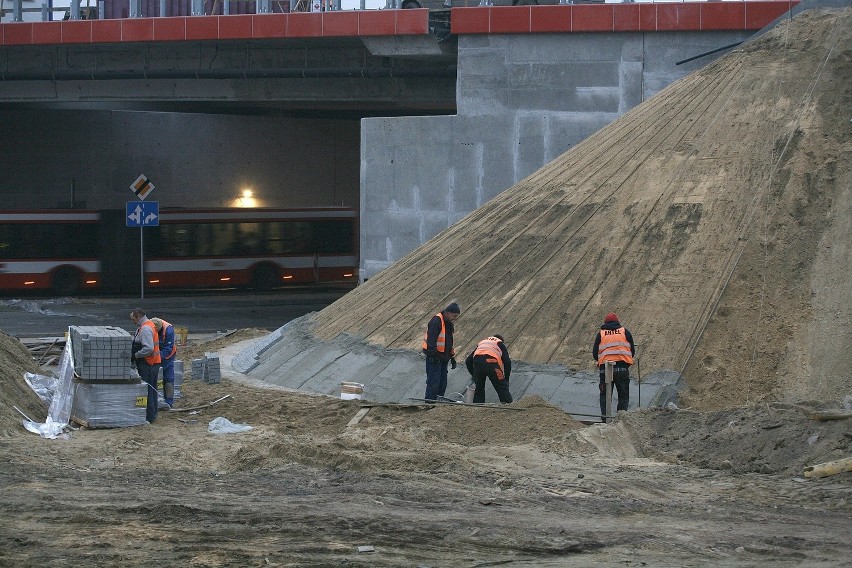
130;174;155;200
126;201;159;227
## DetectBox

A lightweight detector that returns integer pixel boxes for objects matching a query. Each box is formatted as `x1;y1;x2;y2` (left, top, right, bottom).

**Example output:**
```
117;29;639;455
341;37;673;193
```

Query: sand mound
312;8;851;410
0;332;45;435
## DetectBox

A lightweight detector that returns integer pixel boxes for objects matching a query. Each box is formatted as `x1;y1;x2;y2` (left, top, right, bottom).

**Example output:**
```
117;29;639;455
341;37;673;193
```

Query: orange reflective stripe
597;327;633;366
422;313;448;353
141;320;161;365
474;338;505;377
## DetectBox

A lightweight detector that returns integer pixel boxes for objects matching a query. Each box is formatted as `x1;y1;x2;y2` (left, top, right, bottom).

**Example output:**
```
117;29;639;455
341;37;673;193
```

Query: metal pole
605;360;613;421
637;357;641;409
139;224;144;300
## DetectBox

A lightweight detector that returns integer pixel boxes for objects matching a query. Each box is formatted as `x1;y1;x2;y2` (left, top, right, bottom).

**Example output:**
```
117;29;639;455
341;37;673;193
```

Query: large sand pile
313;8;851;410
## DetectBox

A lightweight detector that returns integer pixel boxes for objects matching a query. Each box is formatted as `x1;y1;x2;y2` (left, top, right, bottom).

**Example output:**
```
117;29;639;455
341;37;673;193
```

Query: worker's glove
129;355;136;365
450;357;457;369
598;382;605;393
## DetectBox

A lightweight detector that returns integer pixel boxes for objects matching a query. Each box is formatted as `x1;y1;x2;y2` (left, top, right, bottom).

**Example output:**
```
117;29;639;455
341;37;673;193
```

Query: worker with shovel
464;335;513;404
422;302;461;402
592;312;635;423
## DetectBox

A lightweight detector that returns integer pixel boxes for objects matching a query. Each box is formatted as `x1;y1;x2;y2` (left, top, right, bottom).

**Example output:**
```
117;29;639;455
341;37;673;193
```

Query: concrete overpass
0;3;795;277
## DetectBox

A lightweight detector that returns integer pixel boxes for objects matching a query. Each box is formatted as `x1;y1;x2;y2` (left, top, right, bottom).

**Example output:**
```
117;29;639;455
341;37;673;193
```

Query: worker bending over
465;335;513;404
151;318;177;408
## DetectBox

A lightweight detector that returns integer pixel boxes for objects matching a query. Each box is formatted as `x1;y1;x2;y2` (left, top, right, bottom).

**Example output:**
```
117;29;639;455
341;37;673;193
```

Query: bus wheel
52;267;81;296
401;0;422;8
251;264;280;291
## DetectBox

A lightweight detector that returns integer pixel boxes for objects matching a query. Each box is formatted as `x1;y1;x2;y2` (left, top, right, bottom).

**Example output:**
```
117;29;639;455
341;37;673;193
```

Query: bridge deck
0;2;795;46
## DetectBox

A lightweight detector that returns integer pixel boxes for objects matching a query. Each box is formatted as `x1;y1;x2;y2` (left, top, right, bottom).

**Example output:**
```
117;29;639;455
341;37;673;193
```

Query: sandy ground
1;331;850;567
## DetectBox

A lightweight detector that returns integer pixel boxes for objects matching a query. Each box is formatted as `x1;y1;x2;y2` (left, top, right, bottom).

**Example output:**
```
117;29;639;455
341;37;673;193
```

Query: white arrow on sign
128;204;143;225
144;211;158;225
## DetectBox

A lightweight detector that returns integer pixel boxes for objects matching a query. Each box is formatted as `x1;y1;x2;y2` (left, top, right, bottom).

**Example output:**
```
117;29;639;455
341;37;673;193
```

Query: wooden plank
346;407;371;427
810;410;852;421
803;457;852;479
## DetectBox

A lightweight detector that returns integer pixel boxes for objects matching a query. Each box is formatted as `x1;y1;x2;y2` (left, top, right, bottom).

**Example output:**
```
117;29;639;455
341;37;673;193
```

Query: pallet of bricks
70;326;148;428
191;354;221;384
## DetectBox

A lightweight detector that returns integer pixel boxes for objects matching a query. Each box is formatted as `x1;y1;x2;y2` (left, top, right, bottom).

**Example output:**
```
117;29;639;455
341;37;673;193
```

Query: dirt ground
0;330;850;567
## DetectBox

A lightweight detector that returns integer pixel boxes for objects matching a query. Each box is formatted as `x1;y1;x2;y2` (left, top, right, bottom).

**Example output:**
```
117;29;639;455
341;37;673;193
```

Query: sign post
127;174;157;300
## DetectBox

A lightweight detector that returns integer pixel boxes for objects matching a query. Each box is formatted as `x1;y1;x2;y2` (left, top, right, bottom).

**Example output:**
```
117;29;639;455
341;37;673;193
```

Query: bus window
159;225;195;257
235;222;263;255
314;220;355;254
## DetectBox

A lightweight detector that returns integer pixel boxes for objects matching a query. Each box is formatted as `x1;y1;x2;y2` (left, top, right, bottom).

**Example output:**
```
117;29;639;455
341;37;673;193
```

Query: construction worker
465;335;513;404
422;302;460;401
592;312;635;423
151;317;177;408
130;308;161;423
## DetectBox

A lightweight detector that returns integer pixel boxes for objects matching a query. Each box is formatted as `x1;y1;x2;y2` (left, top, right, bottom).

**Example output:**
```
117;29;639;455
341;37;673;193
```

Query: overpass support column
258;0;271;13
191;0;204;16
129;0;141;17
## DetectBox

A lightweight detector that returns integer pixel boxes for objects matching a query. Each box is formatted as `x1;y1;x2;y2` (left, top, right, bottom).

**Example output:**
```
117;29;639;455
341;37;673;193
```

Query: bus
0;208;358;295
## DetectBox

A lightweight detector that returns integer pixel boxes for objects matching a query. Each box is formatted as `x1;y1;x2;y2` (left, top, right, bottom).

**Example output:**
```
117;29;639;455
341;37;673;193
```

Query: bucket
340;381;364;400
463;382;476;403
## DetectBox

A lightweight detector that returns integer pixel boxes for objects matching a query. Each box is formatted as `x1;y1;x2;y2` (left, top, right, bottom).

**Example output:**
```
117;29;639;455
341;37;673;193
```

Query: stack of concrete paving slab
192;355;221;384
69;325;147;428
71;325;135;380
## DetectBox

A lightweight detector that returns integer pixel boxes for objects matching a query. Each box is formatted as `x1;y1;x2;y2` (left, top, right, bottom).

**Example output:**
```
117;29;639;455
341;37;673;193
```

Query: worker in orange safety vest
592;312;635;423
130;307;162;423
151;317;177;408
464;335;513;404
422;302;461;401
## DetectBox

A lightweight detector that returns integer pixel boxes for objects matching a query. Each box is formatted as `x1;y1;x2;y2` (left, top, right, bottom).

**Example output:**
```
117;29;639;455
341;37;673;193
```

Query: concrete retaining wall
233;313;679;419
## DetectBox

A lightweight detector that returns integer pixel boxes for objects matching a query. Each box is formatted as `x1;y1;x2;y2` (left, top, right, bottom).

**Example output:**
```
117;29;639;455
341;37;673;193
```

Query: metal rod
676;41;743;66
408;398;525;410
13;405;36;422
605;361;614;420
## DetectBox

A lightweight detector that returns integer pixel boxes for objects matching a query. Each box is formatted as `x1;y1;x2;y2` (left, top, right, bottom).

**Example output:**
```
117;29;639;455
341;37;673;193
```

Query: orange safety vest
158;318;177;359
139;320;162;365
597;326;633;366
422;312;454;356
474;337;505;380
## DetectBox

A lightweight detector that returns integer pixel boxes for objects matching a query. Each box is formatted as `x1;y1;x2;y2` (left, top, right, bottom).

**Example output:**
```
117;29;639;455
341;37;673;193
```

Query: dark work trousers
137;359;162;423
161;355;175;405
599;365;630;422
472;355;513;404
424;356;448;401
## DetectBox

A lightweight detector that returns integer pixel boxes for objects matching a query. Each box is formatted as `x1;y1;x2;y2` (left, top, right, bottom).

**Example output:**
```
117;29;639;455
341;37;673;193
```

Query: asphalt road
0;287;352;338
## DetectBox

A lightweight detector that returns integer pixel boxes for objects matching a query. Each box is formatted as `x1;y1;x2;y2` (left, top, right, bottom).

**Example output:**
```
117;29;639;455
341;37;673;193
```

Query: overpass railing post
13;0;23;22
223;0;230;15
69;0;80;19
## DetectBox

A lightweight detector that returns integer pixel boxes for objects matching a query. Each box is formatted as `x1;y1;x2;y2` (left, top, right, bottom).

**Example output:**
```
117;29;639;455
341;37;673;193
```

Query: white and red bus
0;208;358;295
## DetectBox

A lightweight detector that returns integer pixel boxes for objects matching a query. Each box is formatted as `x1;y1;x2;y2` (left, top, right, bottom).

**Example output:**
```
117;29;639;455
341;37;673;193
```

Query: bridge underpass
0;4;794;270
